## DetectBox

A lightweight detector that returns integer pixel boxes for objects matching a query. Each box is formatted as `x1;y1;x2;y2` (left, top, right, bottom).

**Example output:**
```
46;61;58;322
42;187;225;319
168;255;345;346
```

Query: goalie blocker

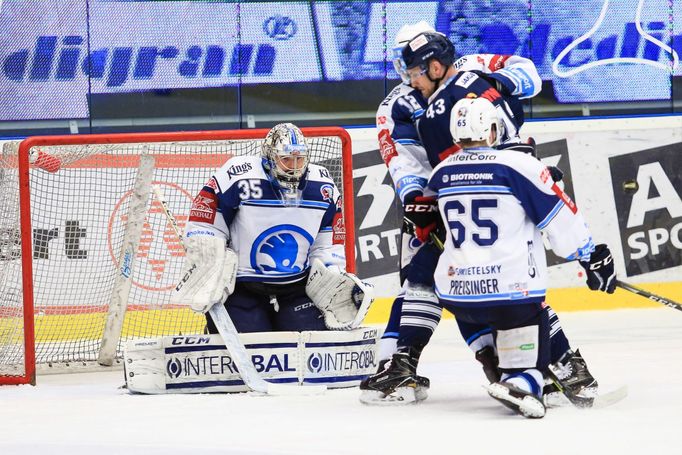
124;327;381;394
305;259;374;330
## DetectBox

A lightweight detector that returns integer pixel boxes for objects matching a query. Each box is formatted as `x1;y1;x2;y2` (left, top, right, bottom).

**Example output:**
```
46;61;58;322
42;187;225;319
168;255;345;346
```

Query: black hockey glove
579;244;616;294
403;196;439;243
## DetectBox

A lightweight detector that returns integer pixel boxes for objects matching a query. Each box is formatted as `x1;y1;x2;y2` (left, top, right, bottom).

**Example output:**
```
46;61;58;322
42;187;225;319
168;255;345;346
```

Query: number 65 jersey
427;147;595;307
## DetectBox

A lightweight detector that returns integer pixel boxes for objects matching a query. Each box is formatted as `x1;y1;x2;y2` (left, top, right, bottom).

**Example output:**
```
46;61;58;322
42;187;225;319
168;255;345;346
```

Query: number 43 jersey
427;147;595;307
417;71;522;167
185;155;346;284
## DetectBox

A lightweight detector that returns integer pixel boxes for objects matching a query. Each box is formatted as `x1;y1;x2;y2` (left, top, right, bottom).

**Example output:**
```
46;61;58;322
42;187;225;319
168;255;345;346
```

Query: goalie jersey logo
251;225;314;274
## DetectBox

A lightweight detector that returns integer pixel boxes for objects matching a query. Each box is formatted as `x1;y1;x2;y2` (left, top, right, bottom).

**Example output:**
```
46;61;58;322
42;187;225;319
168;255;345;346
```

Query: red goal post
0;127;354;385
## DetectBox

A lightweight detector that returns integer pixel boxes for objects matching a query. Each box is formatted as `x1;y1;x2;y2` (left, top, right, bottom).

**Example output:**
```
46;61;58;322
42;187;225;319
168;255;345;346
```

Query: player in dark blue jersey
361;32;599;407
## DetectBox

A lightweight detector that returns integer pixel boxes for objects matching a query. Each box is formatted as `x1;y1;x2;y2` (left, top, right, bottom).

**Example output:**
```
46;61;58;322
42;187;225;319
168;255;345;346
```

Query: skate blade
543;391;572;408
485;384;546;418
359;386;420;406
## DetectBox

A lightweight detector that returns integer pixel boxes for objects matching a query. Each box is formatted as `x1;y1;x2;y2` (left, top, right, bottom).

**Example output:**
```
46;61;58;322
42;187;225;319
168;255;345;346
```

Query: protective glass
392;46;409;84
406;64;428;82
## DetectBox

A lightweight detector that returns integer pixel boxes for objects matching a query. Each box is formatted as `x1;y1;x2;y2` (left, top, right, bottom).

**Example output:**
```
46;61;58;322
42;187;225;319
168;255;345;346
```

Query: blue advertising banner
1;0;681;121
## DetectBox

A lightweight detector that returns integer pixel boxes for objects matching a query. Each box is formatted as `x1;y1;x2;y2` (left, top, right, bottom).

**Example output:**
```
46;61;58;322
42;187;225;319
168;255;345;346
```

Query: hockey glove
306;259;374;330
579;244;616;294
403;196;439;243
497;137;536;157
171;235;238;313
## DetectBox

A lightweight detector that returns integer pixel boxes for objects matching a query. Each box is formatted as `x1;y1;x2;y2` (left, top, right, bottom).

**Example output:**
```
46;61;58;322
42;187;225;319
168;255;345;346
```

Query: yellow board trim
363;281;682;324
1;282;680;342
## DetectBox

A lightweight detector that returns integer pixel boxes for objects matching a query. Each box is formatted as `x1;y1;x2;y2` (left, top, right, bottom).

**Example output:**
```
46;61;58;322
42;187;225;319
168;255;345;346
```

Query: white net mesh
0;131;350;380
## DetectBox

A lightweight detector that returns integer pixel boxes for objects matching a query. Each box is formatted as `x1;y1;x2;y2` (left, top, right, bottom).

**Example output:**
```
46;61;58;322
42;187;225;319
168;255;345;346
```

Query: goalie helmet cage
0;127;355;385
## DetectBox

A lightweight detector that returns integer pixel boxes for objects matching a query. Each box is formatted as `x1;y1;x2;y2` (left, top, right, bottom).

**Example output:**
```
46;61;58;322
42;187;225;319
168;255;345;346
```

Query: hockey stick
152;185;325;396
615;280;682;313
407;216;680;313
405;216;629;407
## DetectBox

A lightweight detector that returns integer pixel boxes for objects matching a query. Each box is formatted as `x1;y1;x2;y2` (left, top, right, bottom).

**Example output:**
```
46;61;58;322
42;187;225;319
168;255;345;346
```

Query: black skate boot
548;349;599;408
486;381;546;418
475;346;501;384
359;348;429;405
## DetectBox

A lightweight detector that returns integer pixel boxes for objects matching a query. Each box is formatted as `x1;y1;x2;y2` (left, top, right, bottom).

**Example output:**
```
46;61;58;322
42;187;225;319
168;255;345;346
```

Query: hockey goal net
0;127;354;385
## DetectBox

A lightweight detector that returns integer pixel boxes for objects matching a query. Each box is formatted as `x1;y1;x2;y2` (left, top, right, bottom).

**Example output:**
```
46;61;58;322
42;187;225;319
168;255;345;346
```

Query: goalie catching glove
171;234;238;313
305;259;374;330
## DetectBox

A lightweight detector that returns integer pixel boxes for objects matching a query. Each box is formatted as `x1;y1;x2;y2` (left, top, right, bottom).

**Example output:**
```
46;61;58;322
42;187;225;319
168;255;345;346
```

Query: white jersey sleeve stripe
439;185;512;196
537;200;565;229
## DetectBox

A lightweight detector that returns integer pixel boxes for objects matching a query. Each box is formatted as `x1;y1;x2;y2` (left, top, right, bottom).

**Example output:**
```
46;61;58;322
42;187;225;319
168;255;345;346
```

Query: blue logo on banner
263;15;297;40
2;36;276;88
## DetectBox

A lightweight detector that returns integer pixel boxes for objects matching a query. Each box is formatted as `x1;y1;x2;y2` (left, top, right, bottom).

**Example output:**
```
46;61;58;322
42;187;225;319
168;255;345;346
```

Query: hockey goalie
124;123;377;394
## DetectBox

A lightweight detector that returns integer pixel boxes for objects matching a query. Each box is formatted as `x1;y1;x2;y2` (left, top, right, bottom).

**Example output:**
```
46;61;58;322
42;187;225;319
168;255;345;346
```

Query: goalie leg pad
123;327;381;393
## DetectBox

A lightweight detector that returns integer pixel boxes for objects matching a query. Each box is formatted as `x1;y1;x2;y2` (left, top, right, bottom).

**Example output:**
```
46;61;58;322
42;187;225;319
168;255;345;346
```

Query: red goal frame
4;126;354;385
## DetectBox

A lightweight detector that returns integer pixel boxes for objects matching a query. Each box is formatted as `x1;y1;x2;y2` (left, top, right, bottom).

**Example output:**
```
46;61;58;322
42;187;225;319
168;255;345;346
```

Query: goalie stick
404;216;628;408
152;185;325;396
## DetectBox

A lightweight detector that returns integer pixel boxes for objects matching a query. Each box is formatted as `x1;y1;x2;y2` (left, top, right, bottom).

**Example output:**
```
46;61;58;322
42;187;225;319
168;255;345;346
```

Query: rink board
1;282;679;342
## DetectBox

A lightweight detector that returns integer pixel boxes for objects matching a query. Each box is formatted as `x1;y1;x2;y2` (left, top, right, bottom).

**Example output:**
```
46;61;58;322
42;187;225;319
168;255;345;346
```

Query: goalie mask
450;98;501;147
262;123;310;196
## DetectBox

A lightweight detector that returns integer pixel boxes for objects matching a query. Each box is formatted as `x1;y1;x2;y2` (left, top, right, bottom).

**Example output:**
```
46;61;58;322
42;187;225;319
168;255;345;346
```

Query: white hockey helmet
450;97;501;147
392;21;435;84
262;123;310;193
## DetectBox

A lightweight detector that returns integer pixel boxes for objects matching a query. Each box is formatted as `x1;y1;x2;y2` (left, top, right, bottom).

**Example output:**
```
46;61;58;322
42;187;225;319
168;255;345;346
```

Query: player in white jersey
369;97;616;417
172;123;371;333
372;20;543;363
363;23;591;406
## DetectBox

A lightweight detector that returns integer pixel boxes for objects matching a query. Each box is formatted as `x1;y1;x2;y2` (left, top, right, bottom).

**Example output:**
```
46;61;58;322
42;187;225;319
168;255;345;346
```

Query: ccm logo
404;205;438;212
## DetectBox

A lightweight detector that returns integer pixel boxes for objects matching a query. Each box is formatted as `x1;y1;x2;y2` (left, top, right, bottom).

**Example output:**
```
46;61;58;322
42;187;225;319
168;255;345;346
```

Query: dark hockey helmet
401;32;455;70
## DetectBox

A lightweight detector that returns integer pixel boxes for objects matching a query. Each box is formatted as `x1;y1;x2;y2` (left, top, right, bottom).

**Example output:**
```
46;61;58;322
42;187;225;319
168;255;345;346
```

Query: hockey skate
486;381;546;418
475;346;501;384
359;351;429;405
547;349;599;408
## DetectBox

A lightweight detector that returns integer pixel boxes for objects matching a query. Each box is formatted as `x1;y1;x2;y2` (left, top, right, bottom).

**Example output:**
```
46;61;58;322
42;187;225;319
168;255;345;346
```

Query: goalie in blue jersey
172;123;372;334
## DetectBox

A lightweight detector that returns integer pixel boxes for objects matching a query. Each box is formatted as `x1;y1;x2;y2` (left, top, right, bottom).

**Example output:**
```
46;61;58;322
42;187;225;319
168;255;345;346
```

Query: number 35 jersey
185;155;346;284
427;147;595;307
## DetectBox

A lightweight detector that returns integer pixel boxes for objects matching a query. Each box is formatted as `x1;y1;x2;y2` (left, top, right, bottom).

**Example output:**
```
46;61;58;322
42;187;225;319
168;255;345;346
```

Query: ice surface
1;308;680;455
